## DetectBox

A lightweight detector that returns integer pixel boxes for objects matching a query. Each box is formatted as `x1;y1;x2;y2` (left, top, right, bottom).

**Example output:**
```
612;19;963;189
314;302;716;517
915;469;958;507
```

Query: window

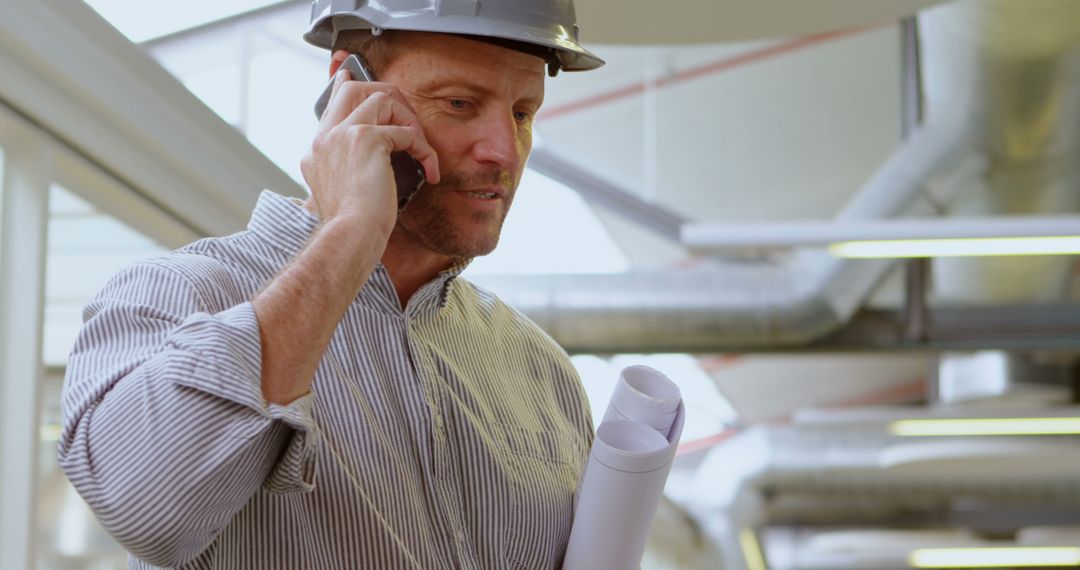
44;186;167;367
37;185;168;568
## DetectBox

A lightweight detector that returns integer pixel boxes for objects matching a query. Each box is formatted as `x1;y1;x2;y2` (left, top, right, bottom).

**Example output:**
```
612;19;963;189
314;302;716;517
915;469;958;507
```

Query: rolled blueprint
563;365;685;570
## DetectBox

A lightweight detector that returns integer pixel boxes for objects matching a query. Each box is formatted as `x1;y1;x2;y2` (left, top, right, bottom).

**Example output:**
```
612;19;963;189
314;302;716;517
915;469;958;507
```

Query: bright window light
909;547;1080;568
829;236;1080;258
890;418;1080;437
84;0;280;42
463;169;629;276
682;217;1080;256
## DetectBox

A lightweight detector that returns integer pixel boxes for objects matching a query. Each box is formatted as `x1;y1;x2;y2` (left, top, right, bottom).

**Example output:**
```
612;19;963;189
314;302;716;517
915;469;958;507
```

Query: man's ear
329;49;351;78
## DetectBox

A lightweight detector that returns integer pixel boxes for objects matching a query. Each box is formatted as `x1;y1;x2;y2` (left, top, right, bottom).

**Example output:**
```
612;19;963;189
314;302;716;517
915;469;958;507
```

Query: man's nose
472;111;525;173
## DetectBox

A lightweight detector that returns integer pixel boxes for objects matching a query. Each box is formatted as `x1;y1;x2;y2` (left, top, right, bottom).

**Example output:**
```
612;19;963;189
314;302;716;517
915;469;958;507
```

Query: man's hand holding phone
254;57;441;407
301;55;440;240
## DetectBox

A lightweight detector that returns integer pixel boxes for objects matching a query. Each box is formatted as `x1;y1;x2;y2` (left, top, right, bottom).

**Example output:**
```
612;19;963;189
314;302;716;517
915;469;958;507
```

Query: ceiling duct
922;0;1080;303
478;117;971;353
479;0;1080;353
680;417;1080;569
686;406;1080;518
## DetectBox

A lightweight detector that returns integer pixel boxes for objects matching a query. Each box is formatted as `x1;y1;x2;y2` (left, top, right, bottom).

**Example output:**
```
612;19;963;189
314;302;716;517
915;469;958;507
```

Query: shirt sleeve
57;258;320;568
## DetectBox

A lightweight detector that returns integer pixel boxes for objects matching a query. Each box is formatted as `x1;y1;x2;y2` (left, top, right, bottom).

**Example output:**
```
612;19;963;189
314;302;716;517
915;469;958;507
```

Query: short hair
331;29;402;77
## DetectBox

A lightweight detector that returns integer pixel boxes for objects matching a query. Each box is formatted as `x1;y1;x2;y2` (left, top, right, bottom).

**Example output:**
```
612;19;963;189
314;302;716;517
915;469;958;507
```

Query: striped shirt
58;191;593;569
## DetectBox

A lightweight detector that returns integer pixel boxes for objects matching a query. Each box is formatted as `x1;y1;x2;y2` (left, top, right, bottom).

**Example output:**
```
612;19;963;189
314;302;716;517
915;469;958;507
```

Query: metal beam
0;102;51;570
47;112;200;249
900;16;924;140
0;0;302;238
528;145;689;240
797;303;1080;353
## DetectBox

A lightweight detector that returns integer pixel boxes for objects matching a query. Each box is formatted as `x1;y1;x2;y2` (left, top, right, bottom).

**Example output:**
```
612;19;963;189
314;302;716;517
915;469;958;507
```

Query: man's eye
448;99;468;109
514;111;532;122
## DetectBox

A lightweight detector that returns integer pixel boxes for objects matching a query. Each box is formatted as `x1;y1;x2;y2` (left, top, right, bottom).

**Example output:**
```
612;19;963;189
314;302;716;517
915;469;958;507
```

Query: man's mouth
463;191;499;200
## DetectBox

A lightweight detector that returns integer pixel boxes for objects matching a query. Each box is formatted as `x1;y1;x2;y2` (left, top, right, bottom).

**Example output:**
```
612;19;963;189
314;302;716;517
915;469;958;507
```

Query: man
59;2;604;568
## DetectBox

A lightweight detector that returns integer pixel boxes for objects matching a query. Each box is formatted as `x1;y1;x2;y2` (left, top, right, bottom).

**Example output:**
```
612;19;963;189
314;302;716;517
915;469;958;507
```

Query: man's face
378;33;546;261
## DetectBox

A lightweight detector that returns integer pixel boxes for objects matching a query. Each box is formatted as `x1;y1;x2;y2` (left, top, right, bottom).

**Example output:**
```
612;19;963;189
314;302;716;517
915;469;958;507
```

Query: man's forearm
255;62;439;405
59;259;320;567
253;215;387;404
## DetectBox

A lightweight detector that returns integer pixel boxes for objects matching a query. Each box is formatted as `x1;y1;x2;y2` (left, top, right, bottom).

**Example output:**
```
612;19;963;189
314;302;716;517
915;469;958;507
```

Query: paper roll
601;365;682;438
563;365;685;570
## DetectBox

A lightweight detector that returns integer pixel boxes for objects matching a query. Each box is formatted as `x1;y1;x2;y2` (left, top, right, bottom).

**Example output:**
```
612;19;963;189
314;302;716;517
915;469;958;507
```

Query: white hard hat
304;0;605;75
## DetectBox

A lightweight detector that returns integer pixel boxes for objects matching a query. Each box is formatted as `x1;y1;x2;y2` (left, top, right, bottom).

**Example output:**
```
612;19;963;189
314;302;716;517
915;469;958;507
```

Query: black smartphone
314;54;426;210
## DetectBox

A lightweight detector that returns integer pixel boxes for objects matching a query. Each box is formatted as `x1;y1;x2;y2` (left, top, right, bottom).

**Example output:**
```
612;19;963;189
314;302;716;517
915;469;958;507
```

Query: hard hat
304;0;604;75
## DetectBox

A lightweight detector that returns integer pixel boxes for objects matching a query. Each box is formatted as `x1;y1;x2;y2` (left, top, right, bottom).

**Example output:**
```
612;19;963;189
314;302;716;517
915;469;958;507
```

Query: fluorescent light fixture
829;236;1080;258
680;216;1080;258
890;417;1080;437
910;546;1080;568
739;528;768;570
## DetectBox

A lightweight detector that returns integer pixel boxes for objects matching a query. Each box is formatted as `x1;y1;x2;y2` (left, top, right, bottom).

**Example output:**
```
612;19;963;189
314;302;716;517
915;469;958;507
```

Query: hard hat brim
304;13;604;72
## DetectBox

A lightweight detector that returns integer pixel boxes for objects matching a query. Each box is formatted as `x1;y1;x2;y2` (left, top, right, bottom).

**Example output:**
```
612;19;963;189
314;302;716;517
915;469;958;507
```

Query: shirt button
456;529;466;543
434;414;444;429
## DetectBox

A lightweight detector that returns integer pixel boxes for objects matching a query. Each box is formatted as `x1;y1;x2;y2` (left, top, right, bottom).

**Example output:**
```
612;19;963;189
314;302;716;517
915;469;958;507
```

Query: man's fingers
343;93;423;139
341;92;396;126
320;80;415;132
313;77;440;185
330;68;348;100
340;93;440;184
380;126;441;184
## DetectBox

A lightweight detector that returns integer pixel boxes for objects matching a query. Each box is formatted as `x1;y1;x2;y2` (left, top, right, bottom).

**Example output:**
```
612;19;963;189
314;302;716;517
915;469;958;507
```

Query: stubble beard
394;166;516;262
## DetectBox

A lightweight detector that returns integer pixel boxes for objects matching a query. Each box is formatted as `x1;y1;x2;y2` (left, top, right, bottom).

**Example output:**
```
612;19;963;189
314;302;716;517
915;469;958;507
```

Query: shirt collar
370;259;471;317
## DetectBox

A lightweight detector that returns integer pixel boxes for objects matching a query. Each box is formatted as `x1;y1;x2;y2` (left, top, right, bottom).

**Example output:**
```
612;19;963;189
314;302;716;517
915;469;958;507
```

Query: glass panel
37;369;128;570
246;44;324;183
182;61;244;128
464;170;629;276
38;184;167;569
84;0;283;43
44;186;167;367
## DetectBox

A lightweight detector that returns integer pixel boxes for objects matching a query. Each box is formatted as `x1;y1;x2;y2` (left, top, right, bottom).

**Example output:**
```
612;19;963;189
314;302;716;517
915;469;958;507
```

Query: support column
0;122;51;570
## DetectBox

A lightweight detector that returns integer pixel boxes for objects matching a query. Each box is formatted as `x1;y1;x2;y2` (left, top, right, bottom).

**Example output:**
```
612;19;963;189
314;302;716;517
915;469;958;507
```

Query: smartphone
314;54;426;210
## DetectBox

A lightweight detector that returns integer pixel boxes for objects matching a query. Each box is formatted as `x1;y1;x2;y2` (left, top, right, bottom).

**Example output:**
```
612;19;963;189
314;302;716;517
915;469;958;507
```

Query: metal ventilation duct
681;417;1080;569
922;0;1080;303
478;118;971;353
478;0;1080;353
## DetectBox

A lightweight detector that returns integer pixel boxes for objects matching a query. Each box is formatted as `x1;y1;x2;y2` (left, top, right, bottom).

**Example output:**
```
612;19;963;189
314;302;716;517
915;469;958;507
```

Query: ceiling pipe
921;0;1080;303
475;115;972;353
528;145;688;240
483;0;1080;353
